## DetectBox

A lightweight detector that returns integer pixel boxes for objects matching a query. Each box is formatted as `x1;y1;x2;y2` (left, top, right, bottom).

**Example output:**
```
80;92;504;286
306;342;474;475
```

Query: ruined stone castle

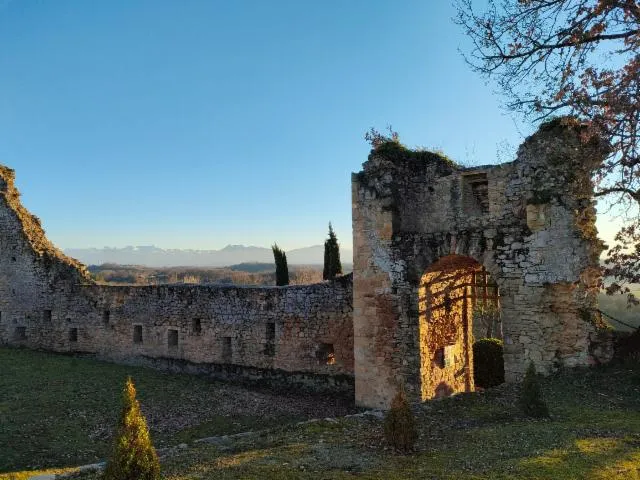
0;119;612;408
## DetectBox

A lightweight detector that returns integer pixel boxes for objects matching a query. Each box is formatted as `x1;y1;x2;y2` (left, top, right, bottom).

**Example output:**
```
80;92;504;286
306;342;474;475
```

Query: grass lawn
2;348;640;479
0;347;355;476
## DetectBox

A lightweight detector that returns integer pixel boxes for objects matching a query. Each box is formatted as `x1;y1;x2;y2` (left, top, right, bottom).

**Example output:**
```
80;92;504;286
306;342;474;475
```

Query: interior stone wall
352;118;613;408
419;255;478;400
0;166;353;392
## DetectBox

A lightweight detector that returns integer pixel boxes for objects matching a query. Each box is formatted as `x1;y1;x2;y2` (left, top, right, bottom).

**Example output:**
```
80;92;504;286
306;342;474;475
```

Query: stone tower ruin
0;118;614;409
352;119;612;408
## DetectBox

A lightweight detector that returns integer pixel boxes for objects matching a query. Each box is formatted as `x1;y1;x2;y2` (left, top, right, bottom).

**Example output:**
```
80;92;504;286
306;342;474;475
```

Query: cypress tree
323;223;343;281
272;243;289;286
103;377;160;480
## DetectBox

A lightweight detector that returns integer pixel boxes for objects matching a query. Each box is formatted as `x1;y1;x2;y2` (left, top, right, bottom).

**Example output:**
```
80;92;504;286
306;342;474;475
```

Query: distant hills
64;244;354;268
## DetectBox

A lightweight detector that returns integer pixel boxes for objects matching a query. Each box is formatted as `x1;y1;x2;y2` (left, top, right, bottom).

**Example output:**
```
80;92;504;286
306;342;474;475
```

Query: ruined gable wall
0;167;92;343
353;119;610;408
0;166;354;393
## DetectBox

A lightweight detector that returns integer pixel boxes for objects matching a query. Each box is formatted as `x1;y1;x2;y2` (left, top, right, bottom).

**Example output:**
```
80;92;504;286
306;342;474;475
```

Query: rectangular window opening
133;325;143;344
264;322;276;356
222;336;232;362
168;329;179;347
434;347;445;369
463;173;489;215
434;345;455;369
103;310;110;324
15;326;26;340
266;322;275;341
192;318;202;335
43;309;52;322
69;328;78;342
316;343;335;365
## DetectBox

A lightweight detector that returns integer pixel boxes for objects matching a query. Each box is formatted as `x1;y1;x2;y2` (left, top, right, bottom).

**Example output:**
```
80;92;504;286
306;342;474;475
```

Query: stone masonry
0;118;614;408
0;165;353;393
352;118;613;408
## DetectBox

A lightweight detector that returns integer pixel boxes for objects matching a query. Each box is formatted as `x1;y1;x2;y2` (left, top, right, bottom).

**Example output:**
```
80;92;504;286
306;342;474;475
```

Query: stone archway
419;254;501;400
352;121;611;409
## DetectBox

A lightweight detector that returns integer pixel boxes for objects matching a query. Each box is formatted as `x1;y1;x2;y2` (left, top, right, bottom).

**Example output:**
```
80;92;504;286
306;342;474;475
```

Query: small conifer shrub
103;377;160;480
518;362;550;418
383;387;417;453
473;338;505;388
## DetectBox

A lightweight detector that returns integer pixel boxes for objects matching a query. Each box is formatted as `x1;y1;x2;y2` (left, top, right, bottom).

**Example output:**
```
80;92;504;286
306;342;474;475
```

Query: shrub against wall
519;362;550;418
613;328;640;363
473;338;505;388
383;387;417;453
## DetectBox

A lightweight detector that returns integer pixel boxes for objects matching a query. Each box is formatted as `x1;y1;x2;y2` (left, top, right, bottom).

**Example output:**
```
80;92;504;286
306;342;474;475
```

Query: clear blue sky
0;0;613;251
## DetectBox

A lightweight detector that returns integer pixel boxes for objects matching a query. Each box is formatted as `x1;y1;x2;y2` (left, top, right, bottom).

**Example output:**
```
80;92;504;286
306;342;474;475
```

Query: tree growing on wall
272;243;289;286
323;223;343;281
103;377;160;480
455;0;640;301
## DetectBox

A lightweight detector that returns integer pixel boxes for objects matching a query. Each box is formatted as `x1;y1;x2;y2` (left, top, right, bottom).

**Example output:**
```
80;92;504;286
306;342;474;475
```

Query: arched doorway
418;254;500;400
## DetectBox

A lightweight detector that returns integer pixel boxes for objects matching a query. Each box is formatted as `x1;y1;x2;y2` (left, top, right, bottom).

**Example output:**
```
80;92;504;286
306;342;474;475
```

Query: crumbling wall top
0;164;92;283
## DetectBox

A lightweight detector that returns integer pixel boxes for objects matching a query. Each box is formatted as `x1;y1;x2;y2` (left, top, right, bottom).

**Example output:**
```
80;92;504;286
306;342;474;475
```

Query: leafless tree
456;0;640;301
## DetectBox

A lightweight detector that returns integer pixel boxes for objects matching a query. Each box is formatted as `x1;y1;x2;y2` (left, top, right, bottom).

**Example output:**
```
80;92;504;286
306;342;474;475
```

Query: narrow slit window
264;323;276;356
69;328;78;342
192;318;202;335
103;310;110;324
434;347;445;368
266;322;275;341
168;329;178;347
222;337;232;362
133;325;143;344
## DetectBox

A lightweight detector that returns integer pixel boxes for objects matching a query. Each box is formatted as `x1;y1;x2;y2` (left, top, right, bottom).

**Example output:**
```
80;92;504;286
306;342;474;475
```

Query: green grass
0;347;354;475
3;347;640;479
72;363;640;479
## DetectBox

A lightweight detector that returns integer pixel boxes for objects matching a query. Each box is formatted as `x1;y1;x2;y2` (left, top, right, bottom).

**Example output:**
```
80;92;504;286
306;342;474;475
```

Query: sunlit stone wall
352;118;613;408
0;166;353;393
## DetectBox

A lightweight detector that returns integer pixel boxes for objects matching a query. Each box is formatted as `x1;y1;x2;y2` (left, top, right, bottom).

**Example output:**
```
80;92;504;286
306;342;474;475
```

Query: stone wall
0;166;354;393
352;118;612;408
0;119;616;408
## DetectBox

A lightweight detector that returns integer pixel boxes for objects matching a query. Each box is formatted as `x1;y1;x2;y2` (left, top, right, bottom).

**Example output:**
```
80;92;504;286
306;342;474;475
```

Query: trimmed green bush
103;377;160;480
518;362;550;418
473;338;505;388
614;328;640;363
383;387;417;453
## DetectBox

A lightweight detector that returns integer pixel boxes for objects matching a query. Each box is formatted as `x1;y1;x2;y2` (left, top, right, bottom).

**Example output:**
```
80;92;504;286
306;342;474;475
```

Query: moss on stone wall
369;141;459;173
